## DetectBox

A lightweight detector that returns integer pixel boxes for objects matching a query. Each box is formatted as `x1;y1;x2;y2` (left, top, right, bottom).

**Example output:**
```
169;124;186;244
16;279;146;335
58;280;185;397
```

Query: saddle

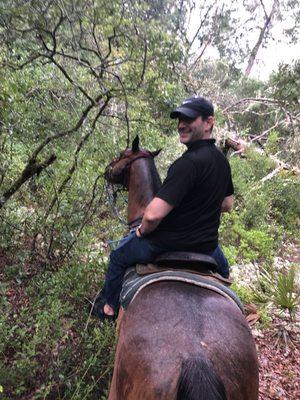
156;252;218;271
135;251;232;286
120;251;243;314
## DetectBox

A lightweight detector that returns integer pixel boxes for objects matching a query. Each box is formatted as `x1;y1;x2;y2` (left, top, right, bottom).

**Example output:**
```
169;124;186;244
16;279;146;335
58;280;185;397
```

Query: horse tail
176;357;227;400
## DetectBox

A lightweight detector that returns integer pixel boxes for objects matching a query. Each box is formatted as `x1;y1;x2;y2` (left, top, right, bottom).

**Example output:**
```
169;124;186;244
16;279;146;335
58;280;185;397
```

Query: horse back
109;281;258;400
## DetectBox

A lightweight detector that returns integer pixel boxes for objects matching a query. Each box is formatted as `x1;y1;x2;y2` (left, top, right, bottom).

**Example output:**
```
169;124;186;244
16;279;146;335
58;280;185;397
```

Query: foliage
219;149;298;265
0;0;299;398
221;215;275;264
267;61;300;165
0;256;116;399
231;282;272;327
225;149;299;235
253;267;299;317
231;147;276;190
189;60;265;109
0;0;186;258
265;130;280;155
269;61;300;107
221;148;299;327
0;2;186;398
231;281;255;304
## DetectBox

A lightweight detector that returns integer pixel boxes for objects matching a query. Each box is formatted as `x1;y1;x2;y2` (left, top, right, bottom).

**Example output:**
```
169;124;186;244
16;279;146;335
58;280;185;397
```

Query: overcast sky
250;28;300;80
189;0;299;81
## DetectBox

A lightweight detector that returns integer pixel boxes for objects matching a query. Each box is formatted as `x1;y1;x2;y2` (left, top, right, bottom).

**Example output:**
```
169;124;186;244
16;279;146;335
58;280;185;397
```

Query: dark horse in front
104;137;258;400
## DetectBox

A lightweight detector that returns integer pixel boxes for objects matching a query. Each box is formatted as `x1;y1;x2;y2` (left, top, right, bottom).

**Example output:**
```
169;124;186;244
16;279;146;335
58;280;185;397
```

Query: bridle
105;151;154;228
105;151;154;182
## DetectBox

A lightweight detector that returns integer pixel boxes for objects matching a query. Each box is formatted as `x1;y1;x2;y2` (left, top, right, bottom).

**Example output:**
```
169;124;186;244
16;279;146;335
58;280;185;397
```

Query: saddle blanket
120;267;244;314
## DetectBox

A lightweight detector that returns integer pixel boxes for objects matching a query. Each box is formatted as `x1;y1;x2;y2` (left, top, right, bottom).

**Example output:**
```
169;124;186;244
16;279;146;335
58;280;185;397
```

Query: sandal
88;296;116;322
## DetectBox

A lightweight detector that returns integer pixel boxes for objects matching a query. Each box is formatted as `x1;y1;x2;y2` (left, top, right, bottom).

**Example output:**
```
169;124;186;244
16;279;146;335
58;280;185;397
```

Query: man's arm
136;197;174;237
221;195;234;213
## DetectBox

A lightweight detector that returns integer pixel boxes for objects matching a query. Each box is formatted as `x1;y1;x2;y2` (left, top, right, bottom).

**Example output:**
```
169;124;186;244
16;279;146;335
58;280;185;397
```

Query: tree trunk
245;0;278;76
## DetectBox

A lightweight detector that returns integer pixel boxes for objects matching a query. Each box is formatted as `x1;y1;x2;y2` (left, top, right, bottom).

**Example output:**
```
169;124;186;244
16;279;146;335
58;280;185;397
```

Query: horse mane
176;356;227;400
148;157;162;195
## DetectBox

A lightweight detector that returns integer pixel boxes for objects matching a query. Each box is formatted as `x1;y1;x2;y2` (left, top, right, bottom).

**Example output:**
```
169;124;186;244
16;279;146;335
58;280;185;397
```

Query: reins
105;180;128;226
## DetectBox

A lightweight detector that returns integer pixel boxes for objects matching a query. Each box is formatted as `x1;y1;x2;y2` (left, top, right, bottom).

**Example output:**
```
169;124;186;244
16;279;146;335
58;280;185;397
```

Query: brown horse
105;136;259;400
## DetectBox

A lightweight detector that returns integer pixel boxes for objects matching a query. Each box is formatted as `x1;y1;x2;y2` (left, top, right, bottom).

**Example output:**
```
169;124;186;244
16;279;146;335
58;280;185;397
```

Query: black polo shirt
149;139;234;252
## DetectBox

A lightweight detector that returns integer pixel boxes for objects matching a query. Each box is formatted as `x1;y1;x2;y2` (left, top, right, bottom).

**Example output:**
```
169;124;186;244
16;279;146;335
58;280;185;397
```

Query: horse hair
176;357;227;400
147;158;162;194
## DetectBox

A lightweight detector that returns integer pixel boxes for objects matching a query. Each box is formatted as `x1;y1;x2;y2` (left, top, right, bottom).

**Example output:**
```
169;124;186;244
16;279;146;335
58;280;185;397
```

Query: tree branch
44;98;109;218
0;154;57;208
222;97;282;113
245;0;278;76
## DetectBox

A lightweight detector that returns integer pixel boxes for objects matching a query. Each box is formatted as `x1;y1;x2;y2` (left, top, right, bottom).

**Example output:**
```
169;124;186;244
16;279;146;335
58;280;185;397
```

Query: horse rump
176;356;227;400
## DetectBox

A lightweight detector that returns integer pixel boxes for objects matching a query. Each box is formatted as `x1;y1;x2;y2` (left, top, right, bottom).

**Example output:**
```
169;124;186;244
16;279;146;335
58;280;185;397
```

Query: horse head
104;135;161;188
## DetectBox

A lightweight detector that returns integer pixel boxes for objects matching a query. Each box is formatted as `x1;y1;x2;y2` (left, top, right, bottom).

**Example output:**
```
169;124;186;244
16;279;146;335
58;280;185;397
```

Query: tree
0;0;185;257
183;0;300;78
245;0;279;76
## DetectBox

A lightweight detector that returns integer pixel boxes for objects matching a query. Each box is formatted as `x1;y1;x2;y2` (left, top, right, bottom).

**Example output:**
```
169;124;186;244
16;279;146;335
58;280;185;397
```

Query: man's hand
137;197;174;236
221;195;234;212
136;225;143;238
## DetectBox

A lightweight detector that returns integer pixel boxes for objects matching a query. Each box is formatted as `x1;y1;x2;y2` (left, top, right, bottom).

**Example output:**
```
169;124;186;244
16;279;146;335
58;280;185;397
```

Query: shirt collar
186;139;216;151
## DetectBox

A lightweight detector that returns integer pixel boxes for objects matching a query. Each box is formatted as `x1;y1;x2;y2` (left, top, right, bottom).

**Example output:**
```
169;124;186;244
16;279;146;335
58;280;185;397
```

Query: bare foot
103;304;114;316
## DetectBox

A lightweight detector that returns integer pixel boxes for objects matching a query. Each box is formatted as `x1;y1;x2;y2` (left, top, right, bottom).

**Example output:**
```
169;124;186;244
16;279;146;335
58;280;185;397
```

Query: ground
247;243;300;400
254;318;300;400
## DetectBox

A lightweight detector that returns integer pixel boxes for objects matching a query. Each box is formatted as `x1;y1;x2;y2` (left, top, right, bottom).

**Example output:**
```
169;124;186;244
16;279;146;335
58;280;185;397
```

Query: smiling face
177;115;214;144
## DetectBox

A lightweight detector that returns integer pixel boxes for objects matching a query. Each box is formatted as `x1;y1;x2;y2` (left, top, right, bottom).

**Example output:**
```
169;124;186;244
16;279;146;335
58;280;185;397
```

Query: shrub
0;257;116;399
231;282;255;304
220;214;274;264
265;130;280;155
265;174;300;234
275;267;299;316
253;266;299;317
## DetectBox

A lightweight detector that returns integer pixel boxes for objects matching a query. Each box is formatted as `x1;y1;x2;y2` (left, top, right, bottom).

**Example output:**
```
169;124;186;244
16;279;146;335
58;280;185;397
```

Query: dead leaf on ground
246;313;261;325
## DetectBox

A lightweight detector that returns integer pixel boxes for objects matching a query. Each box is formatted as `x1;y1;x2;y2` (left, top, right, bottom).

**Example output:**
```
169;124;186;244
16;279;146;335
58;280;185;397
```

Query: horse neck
127;157;161;226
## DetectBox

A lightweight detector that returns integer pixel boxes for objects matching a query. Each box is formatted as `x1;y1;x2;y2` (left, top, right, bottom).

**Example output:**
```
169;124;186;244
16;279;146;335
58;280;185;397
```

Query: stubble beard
179;126;204;144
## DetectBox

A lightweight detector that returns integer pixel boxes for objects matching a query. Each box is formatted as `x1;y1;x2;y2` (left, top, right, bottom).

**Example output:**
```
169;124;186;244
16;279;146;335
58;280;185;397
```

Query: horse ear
151;149;161;157
132;135;140;153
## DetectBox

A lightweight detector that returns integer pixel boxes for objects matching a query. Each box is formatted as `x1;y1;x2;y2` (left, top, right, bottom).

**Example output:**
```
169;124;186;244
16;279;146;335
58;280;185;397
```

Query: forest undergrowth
0;1;299;398
0;143;299;400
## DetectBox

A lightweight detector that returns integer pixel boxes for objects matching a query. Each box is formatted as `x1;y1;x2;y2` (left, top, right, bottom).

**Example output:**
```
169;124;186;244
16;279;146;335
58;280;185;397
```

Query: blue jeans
100;231;229;310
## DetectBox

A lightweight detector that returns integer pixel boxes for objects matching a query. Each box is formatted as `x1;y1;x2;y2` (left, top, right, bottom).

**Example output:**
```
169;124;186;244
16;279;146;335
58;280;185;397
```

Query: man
96;96;234;320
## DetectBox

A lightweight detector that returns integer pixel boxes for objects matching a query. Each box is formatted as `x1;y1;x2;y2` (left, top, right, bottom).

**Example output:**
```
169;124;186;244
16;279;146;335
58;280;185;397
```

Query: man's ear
131;135;140;153
207;116;214;126
150;149;162;158
205;116;214;132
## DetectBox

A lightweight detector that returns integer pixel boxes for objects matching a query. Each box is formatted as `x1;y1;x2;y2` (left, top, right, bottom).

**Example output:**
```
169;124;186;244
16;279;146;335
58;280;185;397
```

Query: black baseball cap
170;96;214;119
